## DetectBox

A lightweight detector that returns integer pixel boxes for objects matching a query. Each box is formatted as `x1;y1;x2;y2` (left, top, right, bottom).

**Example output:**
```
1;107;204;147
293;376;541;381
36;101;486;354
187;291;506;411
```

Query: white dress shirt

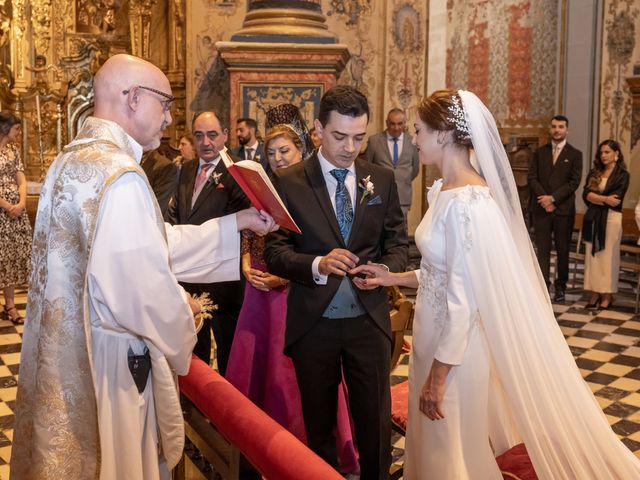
386;132;404;161
191;156;221;206
311;148;357;284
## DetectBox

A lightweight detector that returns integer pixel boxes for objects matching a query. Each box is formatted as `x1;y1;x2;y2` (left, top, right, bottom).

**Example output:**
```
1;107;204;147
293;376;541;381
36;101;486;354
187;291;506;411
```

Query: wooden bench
389;286;414;371
620;244;640;313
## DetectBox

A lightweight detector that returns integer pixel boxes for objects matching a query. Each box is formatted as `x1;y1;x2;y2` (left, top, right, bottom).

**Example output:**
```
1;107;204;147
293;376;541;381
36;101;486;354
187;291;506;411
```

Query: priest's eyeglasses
122;85;175;112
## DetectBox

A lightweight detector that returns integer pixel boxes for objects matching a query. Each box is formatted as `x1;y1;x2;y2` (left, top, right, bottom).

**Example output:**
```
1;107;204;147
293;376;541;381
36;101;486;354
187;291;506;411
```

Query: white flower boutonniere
212;172;223;185
359;175;374;204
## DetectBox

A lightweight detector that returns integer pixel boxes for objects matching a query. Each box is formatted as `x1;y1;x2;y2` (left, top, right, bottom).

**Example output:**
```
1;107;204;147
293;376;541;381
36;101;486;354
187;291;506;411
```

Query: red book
220;148;301;234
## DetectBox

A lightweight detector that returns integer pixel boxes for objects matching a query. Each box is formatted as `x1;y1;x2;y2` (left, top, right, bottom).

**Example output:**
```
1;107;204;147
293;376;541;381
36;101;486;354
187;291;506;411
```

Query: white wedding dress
405;180;503;479
404;178;640;479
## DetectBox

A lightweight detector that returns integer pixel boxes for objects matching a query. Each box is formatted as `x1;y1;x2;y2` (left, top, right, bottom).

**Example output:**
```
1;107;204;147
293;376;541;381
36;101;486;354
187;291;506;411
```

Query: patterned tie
193;162;213;198
392;137;399;166
245;147;254;161
330;169;354;240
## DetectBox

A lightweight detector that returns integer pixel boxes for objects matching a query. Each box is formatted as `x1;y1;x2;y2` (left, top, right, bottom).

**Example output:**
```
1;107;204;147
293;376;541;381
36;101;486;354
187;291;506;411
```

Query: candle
35;95;42;130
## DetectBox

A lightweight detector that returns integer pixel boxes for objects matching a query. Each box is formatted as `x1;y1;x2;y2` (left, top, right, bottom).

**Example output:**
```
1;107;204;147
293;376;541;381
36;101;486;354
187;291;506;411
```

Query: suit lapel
400;133;413;164
378;134;393;166
304;156;345;247
182;160;198;219
551;144;567;172
350;160;371;246
189;160;223;219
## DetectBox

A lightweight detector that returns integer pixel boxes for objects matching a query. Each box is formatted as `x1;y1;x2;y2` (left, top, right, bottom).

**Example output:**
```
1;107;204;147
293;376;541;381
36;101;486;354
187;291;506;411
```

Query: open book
220;148;301;234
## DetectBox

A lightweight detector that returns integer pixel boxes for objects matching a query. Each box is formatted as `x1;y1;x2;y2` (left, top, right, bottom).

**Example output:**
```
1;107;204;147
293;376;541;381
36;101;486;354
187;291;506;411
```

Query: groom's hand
319;249;359;277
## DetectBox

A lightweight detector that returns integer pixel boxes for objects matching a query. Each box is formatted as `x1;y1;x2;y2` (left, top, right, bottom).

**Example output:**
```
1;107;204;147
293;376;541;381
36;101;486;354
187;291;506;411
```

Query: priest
10;54;277;480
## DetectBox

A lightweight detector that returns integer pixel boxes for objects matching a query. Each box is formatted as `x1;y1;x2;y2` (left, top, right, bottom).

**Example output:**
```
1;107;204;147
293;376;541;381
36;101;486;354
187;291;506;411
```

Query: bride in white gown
351;89;640;479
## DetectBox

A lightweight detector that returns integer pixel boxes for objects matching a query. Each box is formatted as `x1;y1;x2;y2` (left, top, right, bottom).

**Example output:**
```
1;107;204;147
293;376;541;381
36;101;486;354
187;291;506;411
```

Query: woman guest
583;140;629;310
351;90;640;479
0;112;31;324
174;133;195;169
225;105;359;475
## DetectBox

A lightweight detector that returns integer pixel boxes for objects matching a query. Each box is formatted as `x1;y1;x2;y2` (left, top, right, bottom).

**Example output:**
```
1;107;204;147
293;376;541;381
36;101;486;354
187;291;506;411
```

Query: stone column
217;0;349;144
232;0;335;44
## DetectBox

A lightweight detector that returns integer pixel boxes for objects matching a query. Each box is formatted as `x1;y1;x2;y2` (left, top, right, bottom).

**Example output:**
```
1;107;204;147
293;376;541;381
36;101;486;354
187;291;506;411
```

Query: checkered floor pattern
1;286;640;478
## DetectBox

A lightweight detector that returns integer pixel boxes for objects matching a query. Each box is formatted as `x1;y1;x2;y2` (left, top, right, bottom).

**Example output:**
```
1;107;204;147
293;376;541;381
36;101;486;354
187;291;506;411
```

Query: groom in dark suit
171;111;249;374
528;115;582;303
265;86;408;479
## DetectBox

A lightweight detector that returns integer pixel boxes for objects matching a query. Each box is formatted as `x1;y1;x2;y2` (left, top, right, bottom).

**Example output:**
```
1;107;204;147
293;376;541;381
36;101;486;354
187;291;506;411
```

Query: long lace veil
457;90;640;479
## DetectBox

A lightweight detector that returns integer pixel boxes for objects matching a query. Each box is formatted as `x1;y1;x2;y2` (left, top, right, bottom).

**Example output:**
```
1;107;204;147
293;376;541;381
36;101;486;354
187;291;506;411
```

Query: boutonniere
359;175;374;204
211;172;224;189
254;154;261;164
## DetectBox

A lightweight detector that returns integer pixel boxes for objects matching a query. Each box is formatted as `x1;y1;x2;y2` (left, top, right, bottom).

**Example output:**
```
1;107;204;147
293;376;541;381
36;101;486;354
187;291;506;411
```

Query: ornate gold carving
129;0;157;59
10;0;27;88
31;0;52;57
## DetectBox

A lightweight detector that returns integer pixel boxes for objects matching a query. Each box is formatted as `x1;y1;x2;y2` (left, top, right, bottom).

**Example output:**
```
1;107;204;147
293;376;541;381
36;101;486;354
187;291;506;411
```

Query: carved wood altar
0;0;188;181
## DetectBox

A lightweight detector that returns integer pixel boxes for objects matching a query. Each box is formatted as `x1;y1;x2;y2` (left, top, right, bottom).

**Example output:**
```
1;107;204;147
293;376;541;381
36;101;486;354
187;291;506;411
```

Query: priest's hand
237;207;278;236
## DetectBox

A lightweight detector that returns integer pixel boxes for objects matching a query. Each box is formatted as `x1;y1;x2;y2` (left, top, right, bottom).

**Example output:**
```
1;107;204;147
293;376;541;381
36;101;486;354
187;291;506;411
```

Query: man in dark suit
365;108;420;225
140;149;177;221
265;86;408;479
528;115;582;303
172;111;249;374
231;117;268;172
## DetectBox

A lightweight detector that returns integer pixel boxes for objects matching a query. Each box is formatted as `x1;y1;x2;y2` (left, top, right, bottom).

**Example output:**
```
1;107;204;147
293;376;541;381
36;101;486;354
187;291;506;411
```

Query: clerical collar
124;133;144;164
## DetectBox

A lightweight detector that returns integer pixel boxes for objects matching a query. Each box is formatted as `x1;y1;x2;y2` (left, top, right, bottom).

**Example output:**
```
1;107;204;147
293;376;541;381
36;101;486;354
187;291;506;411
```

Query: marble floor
2;285;640;479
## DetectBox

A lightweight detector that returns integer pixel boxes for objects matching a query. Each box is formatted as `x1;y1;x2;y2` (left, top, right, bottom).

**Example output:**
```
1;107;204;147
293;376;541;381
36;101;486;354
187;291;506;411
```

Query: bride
351;89;640;479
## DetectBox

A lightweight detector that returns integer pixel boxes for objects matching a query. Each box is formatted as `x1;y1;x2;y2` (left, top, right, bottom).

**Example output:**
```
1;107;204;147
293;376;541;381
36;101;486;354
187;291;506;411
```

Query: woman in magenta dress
226;105;359;474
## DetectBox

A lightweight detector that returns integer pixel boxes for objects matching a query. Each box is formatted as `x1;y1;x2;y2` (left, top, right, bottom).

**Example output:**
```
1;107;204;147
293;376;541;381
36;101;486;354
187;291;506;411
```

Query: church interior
0;0;640;478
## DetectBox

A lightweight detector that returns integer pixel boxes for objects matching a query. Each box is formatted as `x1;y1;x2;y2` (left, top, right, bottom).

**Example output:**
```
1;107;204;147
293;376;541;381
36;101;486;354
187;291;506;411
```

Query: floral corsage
211;172;224;188
359;175;374;204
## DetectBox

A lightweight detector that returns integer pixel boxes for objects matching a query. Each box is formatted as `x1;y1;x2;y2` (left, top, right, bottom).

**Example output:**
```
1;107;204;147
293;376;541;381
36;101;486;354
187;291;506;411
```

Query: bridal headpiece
447;94;472;141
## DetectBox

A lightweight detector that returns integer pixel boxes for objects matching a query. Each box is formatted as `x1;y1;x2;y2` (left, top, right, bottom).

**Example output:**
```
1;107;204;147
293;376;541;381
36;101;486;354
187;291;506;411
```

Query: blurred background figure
309;126;322;149
582;139;629;310
174;133;196;170
365;108;420;227
232;117;267;172
0;112;31;325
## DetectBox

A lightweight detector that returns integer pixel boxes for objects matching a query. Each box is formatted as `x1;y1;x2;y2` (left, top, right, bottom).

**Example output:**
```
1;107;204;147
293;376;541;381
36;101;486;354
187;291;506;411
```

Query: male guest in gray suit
231;117;267;172
365;108;420;224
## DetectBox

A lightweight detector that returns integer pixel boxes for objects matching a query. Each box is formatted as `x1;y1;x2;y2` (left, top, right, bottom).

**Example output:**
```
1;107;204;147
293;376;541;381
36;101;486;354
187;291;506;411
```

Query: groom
265;86;408;479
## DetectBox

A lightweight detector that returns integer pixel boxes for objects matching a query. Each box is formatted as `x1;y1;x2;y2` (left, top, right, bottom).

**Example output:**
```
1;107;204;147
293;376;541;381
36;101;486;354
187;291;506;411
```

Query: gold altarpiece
0;0;188;182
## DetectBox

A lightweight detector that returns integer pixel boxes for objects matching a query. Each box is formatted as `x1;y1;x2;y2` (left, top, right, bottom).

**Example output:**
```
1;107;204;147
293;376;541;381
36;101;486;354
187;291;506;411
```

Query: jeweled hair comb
447;95;472;141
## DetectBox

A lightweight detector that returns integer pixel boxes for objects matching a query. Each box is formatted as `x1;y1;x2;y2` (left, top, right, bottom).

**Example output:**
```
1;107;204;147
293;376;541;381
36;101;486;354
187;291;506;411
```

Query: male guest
528;115;582;302
172;111;250;375
365;108;420;224
11;54;275;480
232;117;267;171
265;86;408;479
141;149;177;220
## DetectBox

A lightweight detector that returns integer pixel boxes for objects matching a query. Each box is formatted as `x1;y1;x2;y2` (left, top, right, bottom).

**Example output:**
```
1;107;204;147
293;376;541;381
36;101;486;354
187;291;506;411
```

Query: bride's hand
420;359;452;420
350;261;393;289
